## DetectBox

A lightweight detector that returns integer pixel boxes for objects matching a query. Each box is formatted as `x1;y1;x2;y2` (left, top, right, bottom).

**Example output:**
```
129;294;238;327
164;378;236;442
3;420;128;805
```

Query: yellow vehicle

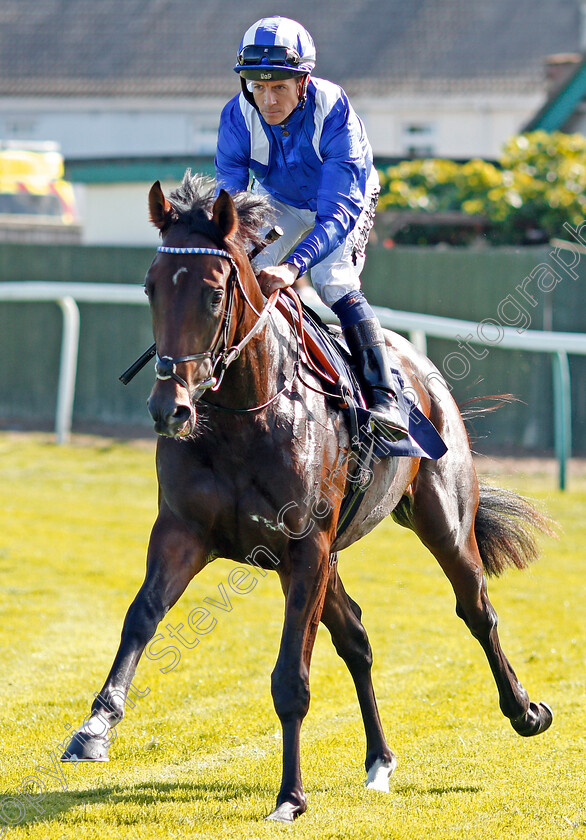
0;143;79;229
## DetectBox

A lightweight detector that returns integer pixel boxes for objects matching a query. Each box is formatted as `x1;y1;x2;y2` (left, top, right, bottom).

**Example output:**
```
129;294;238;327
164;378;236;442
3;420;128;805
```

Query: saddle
275;289;446;461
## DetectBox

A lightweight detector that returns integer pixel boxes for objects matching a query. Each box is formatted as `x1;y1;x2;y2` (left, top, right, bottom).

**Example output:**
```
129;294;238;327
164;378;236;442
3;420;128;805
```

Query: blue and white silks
215;77;375;281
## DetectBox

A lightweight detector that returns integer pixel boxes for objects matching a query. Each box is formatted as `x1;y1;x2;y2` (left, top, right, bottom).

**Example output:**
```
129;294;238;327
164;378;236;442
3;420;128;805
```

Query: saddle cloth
275;291;447;462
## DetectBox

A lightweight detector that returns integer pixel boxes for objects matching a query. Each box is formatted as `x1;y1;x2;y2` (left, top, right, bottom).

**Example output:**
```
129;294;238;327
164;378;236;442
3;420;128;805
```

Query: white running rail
1;282;585;488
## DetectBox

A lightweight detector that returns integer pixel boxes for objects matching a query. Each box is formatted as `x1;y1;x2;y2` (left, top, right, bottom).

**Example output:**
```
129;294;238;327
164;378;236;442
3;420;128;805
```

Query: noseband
154;246;279;401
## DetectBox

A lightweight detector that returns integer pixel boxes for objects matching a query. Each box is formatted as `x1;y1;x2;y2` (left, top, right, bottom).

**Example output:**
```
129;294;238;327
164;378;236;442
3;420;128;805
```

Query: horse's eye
211;289;224;309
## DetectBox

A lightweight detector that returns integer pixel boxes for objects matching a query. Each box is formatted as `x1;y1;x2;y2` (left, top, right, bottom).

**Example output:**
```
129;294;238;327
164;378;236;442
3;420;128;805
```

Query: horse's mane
168;169;275;253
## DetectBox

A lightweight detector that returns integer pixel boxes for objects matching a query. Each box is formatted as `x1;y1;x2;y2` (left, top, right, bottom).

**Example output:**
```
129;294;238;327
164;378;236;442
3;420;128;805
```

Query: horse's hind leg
409;457;552;737
61;507;207;761
320;561;396;791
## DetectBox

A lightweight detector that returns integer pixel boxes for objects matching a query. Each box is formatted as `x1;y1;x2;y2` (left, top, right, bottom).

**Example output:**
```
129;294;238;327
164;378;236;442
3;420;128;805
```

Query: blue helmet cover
234;16;316;78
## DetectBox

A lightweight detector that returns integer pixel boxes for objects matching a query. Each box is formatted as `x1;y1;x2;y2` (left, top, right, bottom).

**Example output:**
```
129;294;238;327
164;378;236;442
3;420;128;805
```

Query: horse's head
144;173;267;438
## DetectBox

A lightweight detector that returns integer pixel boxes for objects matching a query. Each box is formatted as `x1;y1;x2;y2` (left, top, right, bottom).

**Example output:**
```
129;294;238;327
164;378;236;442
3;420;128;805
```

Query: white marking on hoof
79;715;110;739
365;756;397;792
60;713;112;762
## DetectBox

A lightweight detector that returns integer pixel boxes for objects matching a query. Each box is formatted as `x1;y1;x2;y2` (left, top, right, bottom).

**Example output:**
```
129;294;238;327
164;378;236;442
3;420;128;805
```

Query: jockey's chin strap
154;246;280;402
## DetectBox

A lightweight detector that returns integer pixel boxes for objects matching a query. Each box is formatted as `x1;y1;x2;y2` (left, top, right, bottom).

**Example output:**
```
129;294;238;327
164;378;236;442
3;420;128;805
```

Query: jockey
215;16;408;439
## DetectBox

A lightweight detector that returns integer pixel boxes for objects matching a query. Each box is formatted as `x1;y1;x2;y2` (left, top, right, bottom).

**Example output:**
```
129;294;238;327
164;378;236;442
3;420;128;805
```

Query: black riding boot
343;319;409;440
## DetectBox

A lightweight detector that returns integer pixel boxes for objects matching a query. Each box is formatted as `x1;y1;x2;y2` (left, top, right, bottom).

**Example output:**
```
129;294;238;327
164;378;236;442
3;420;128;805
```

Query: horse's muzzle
147;381;196;438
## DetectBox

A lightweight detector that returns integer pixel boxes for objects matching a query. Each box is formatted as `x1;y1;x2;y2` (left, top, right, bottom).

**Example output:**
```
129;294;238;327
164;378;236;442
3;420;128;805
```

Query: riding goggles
237;45;302;68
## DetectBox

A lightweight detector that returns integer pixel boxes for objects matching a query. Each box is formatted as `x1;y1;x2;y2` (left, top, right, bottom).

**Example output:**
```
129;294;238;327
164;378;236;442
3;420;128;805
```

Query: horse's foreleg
61;508;206;762
320;563;396;791
266;537;330;823
411;462;552;737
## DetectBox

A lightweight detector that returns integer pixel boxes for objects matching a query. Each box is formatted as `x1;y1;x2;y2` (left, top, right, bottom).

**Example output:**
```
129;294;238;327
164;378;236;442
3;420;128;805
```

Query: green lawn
0;434;584;839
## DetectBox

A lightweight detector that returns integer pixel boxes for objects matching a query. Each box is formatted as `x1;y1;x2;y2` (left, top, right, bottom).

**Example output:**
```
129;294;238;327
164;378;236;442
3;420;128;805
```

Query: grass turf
0;433;584;839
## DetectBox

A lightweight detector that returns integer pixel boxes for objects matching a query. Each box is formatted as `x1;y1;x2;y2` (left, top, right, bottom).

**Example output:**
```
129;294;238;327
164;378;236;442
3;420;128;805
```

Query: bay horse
62;172;553;822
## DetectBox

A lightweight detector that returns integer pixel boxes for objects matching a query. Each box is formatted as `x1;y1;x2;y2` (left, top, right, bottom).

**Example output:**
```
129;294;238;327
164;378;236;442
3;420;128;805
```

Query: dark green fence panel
0;241;153;285
0;301;62;425
0;242;584;451
362;245;549;322
544;242;586;456
74;301;155;427
361;245;581;454
0;242;155;431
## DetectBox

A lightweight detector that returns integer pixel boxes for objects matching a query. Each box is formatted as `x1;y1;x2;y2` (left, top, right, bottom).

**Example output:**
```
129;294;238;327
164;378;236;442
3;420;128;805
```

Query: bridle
153;246;280;403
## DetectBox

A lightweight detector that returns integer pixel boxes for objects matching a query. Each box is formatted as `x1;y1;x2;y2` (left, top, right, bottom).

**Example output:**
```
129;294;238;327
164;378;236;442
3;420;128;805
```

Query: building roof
0;0;583;98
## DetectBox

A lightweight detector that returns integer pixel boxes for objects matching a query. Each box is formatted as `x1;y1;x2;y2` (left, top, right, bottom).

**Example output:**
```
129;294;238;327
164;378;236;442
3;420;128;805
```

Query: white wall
355;93;544;160
0;97;227;158
1;91;544;163
80;181;178;245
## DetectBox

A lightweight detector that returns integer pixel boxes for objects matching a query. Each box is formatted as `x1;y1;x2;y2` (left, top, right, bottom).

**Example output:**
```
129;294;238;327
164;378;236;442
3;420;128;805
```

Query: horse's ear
148;180;176;231
212;189;239;241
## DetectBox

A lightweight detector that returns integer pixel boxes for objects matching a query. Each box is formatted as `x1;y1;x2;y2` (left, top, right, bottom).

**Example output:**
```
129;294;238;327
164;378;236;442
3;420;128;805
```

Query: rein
154;246;282;406
123;242;343;415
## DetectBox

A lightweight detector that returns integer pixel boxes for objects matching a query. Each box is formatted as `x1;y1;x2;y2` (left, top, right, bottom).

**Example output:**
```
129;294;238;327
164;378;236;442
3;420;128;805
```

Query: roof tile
0;0;582;97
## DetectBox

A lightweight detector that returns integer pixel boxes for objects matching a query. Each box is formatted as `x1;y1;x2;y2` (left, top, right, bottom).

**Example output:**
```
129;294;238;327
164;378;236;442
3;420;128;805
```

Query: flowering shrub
377;131;586;244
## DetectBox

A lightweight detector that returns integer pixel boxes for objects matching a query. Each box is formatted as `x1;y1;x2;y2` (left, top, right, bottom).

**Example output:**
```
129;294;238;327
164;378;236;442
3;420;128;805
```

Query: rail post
552;350;572;491
55;297;80;444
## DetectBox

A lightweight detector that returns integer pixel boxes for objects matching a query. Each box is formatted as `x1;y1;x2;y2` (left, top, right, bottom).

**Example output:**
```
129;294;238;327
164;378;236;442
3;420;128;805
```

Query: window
402;123;436;158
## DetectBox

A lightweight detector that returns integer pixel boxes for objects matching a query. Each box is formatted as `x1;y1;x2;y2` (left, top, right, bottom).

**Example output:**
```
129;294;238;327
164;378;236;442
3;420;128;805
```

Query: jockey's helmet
234;16;316;81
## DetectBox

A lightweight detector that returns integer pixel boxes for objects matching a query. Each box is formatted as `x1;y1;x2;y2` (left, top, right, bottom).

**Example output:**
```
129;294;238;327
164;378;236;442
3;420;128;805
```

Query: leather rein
153;246;283;409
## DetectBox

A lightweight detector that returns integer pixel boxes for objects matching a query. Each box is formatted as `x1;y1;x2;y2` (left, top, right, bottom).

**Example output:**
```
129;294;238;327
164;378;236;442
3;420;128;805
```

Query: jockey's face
251;77;304;125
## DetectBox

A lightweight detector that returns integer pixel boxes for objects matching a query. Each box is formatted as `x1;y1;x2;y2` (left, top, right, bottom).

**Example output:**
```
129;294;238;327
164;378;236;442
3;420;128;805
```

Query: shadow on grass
0;780;270;828
396;784;483;796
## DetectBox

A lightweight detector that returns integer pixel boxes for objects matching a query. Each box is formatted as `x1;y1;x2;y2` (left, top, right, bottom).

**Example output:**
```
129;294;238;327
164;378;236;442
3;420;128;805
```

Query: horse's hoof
60;731;110;762
265;801;305;822
512;701;553;737
365;756;397;792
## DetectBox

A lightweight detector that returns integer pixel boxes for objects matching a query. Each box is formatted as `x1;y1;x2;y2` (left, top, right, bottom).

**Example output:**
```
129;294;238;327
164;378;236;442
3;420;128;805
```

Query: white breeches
252;169;380;308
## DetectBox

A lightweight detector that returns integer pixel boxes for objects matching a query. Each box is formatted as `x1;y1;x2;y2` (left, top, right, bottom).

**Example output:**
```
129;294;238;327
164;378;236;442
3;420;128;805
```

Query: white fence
1;281;585;489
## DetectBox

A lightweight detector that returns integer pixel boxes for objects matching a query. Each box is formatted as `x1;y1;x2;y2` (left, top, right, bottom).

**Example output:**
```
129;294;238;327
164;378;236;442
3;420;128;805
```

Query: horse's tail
474;483;557;577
